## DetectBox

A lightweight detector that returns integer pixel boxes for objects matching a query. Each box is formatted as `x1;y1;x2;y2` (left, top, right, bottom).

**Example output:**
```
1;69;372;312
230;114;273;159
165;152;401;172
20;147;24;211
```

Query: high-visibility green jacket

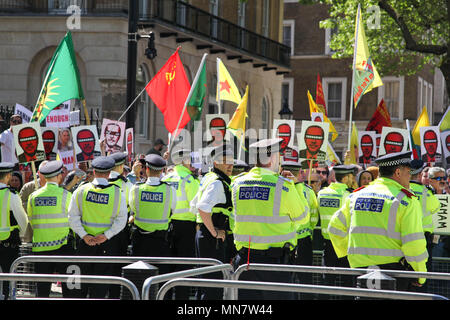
0;187;19;241
410;181;441;233
295;182;319;239
317;182;351;240
232;167;309;251
27;183;71;252
328;177;428;284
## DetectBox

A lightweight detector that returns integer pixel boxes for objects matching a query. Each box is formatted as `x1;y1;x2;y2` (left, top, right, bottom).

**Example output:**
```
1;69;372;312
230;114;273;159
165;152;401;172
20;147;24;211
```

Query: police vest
77;183;121;236
317;182;351;240
410;181;440;233
131;182;172;232
328;178;428;279
109;175;131;210
232;167;307;251
0;187;19;241
295;183;319;240
161;165;198;222
28;183;70;252
196;170;233;231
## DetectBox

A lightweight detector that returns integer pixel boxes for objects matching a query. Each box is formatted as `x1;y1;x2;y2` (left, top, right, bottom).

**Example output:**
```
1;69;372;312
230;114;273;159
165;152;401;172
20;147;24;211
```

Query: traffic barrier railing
156;278;448;300
142;264;234;300
0;273;140;300
8;255;223;299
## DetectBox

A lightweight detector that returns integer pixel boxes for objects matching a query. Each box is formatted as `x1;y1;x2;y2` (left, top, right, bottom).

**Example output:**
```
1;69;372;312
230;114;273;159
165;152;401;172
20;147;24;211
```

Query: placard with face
125;128;134;163
13;122;46;163
378;127;409;156
441;131;450;165
273;119;296;152
100;119;126;154
420;126;442;164
311;112;324;123
358;131;377;165
205;114;230;143
297;120;329;169
71;125;101;163
41;127;59;161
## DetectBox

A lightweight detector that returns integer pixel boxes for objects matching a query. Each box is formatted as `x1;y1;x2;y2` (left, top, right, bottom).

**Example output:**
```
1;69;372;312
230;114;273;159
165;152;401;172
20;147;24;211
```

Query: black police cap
0;162;15;173
375;151;421;169
145;154;167;171
333;164;357;175
110;152;128;166
92;156;116;173
40;160;64;178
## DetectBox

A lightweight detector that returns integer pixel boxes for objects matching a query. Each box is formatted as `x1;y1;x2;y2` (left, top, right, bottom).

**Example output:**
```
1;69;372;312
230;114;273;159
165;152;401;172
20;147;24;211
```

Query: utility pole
126;0;139;130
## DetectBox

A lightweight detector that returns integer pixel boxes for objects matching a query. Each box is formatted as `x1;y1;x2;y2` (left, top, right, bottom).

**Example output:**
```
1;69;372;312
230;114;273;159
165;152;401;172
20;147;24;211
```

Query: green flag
186;53;207;122
32;31;85;123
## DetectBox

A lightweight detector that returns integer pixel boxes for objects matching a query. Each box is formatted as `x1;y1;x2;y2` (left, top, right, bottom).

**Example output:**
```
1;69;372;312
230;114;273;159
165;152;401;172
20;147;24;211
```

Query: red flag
316;74;327;117
366;98;392;134
145;48;191;134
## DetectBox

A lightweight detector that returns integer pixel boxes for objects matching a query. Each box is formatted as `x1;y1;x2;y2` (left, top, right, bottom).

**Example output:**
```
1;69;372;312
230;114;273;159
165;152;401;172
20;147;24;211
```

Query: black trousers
108;225;130;299
323;239;353;292
33;243;78;298
234;247;295;300
294;236;314;299
0;243;19;300
74;235;119;299
195;224;226;300
168;220;197;300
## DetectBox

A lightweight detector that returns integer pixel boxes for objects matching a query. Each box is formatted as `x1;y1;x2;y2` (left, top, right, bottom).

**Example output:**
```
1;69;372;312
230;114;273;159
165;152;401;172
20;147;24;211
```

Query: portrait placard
125;128;134;163
358;131;377;165
297;120;329;169
205;114;230;143
13;122;45;163
420;126;442;164
71;125;101;163
41;127;59;161
441;131;450;165
273;119;296;151
100;119;126;154
378;127;409;156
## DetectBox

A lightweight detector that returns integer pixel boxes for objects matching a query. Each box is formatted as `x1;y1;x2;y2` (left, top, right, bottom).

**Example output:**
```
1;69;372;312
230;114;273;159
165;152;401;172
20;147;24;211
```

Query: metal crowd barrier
9;255;223;299
0;273;140;300
142;264;234;300
156;278;447;300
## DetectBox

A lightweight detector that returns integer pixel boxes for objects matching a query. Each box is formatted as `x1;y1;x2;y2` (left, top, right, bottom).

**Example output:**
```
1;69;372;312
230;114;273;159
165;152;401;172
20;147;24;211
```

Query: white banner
46;101;71;128
58;150;75;171
14;103;32;123
433;195;450;235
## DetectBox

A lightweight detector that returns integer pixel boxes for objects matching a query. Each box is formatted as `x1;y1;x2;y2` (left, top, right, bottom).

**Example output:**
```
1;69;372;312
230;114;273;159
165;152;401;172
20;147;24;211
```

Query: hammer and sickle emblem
165;62;176;85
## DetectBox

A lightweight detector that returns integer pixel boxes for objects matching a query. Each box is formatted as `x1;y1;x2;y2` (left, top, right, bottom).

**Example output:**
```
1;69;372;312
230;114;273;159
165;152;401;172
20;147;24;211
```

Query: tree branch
378;0;447;55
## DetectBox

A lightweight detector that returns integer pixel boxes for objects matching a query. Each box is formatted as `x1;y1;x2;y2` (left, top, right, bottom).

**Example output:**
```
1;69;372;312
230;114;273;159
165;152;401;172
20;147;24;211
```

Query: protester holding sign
0;114;22;165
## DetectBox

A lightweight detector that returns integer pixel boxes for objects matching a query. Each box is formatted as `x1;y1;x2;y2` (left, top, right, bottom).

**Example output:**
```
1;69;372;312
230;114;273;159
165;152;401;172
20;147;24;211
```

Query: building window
283;20;295;55
262;0;270;37
48;0;86;14
261;96;270;130
323;77;347;120
210;0;219;38
281;78;294;112
136;65;149;137
378;76;404;120
238;1;246;27
418;77;433;121
325;26;338;55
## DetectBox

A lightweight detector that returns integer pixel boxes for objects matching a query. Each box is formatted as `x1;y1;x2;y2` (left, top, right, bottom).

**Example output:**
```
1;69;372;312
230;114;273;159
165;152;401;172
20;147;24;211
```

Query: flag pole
217;57;222;114
117;87;147;122
347;4;361;152
405;119;414;159
167;53;208;154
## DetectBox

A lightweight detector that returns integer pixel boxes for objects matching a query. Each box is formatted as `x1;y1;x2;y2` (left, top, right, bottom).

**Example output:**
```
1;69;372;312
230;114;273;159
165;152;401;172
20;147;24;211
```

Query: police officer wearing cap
280;159;318;299
232;138;309;300
161;148;200;300
108;152;134;298
0;162;28;300
68;156;127;298
410;160;440;286
129;155;176;265
27;160;74;298
328;151;428;290
317;164;356;290
195;144;234;300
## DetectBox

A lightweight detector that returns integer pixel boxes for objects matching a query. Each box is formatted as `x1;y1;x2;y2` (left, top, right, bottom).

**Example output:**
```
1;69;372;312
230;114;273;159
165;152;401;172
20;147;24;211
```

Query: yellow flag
307;90;338;141
345;122;359;164
412;107;430;145
353;5;383;107
227;85;248;141
327;144;341;165
216;58;242;105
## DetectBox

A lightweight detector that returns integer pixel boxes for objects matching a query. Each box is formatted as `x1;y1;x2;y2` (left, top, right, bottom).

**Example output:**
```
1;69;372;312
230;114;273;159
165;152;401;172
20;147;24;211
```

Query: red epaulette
353;186;366;193
401;188;415;198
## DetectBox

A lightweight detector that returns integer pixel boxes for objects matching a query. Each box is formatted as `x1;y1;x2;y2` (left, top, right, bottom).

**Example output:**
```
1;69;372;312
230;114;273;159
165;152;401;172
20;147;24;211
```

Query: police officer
195;144;234;300
161;148;200;300
0;162;28;300
68;156;127;298
328;151;428;291
129;154;176;267
232;139;309;300
27;160;74;298
231;159;249;179
410;161;440;279
317;164;356;290
281;160;318;299
108;151;134;298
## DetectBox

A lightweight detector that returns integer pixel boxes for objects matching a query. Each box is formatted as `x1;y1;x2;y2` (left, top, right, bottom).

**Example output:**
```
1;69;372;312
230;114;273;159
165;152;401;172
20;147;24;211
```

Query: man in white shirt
0;162;28;300
0;114;22;165
68;156;127;298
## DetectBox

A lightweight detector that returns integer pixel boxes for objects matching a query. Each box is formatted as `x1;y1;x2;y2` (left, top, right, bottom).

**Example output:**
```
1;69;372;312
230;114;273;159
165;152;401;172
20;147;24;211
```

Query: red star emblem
219;80;231;93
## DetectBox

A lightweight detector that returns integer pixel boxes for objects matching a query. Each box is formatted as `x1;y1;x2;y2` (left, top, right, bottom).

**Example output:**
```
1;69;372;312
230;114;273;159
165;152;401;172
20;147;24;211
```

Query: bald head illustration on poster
378;127;409;156
441;131;450;166
273;119;296;153
206;114;230;145
358;131;377;165
41;127;59;161
298;120;329;169
420;126;442;164
71;125;101;163
13;122;46;163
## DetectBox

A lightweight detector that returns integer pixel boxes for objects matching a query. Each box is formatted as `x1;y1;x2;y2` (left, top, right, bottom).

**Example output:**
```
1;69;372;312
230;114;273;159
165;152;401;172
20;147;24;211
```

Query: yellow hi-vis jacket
410;181;441;233
232;167;309;251
328;177;428;284
294;182;318;240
